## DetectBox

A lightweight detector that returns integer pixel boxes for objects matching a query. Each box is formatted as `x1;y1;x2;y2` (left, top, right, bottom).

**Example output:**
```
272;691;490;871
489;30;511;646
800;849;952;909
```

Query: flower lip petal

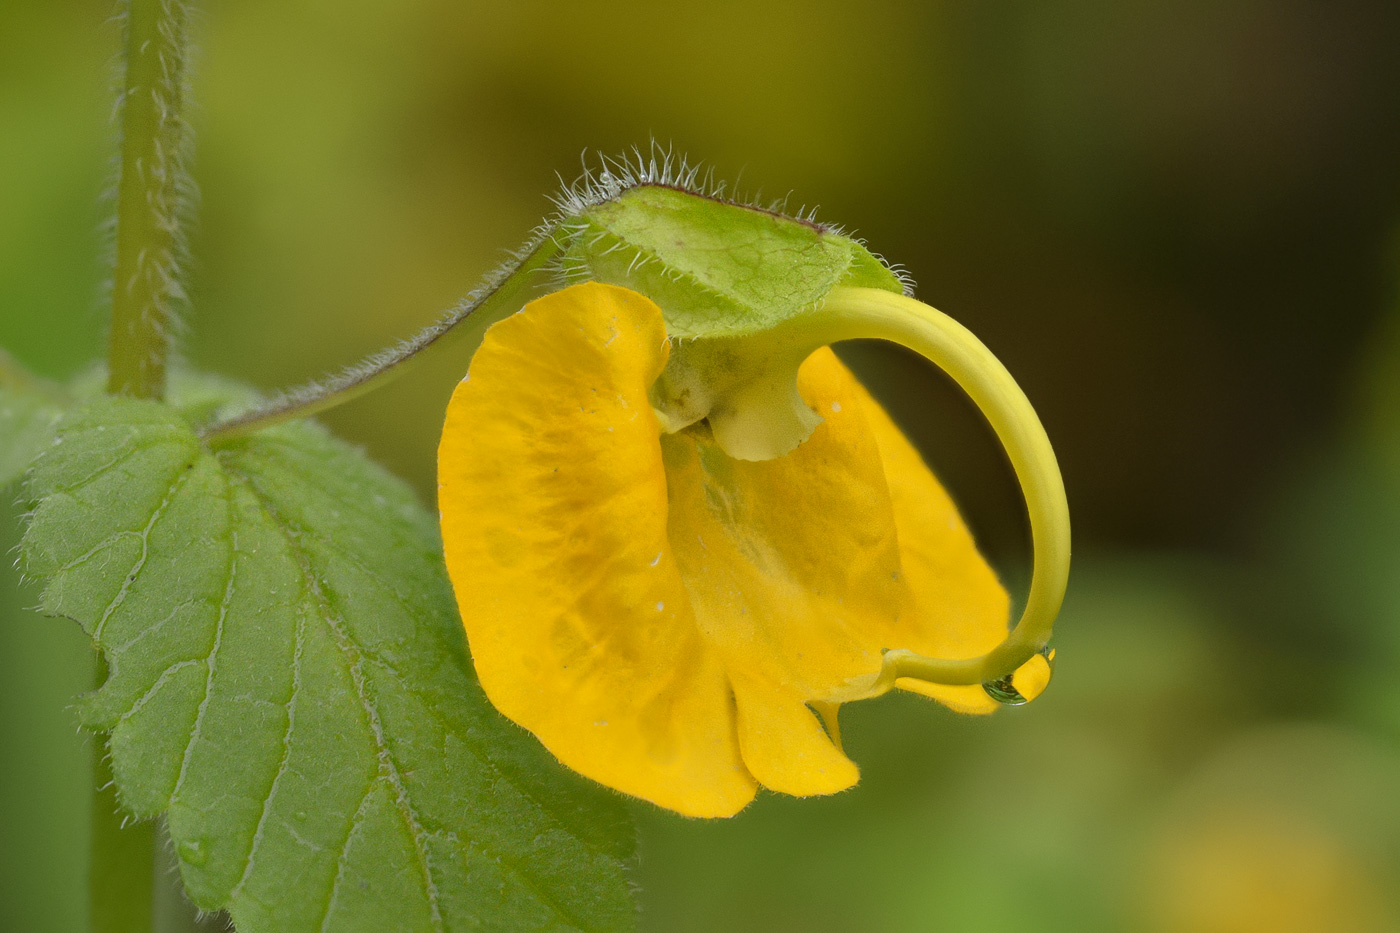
438;282;756;817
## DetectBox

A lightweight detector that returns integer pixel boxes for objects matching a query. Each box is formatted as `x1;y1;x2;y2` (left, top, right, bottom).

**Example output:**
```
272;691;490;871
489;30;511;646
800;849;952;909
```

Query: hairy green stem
93;1;190;928
90;657;157;933
107;0;191;400
201;234;562;441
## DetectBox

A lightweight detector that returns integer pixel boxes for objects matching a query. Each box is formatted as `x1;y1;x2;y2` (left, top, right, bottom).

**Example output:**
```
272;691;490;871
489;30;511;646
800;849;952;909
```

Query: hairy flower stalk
201;235;561;441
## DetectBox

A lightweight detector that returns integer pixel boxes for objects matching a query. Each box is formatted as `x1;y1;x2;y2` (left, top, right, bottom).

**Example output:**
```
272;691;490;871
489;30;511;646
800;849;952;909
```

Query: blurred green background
5;1;1400;930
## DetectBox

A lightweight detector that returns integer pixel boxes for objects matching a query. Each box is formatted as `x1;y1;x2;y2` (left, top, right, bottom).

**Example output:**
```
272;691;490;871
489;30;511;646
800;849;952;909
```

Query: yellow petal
661;348;920;794
660;355;910;695
730;668;859;796
438;282;755;817
1011;649;1054;702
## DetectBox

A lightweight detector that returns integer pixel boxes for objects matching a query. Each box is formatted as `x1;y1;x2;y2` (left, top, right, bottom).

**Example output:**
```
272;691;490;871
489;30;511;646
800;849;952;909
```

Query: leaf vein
115;657;205;727
498;851;597;933
316;588;446;932
109;597;200;656
229;594;307;900
39;429;184;497
242;477;447;932
53;529;142;576
171;501;237;803
317;777;379;933
93;463;194;642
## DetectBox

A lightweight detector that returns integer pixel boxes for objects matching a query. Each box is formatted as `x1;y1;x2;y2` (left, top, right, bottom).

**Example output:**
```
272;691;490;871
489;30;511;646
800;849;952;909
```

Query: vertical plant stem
90;657;157;933
107;0;191;400
95;1;191;928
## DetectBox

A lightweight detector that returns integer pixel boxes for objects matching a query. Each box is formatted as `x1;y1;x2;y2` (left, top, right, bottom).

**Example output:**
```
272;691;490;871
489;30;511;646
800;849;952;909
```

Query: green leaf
0;386;62;490
562;185;903;338
21;397;637;933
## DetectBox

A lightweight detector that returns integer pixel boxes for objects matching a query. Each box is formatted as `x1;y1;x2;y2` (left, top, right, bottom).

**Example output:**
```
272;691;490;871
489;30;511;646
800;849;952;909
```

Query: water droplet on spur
982;647;1055;705
982;676;1027;705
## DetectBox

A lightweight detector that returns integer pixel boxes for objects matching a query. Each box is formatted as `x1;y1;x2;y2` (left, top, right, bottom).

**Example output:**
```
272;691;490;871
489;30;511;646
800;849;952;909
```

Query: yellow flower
438;281;1061;817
